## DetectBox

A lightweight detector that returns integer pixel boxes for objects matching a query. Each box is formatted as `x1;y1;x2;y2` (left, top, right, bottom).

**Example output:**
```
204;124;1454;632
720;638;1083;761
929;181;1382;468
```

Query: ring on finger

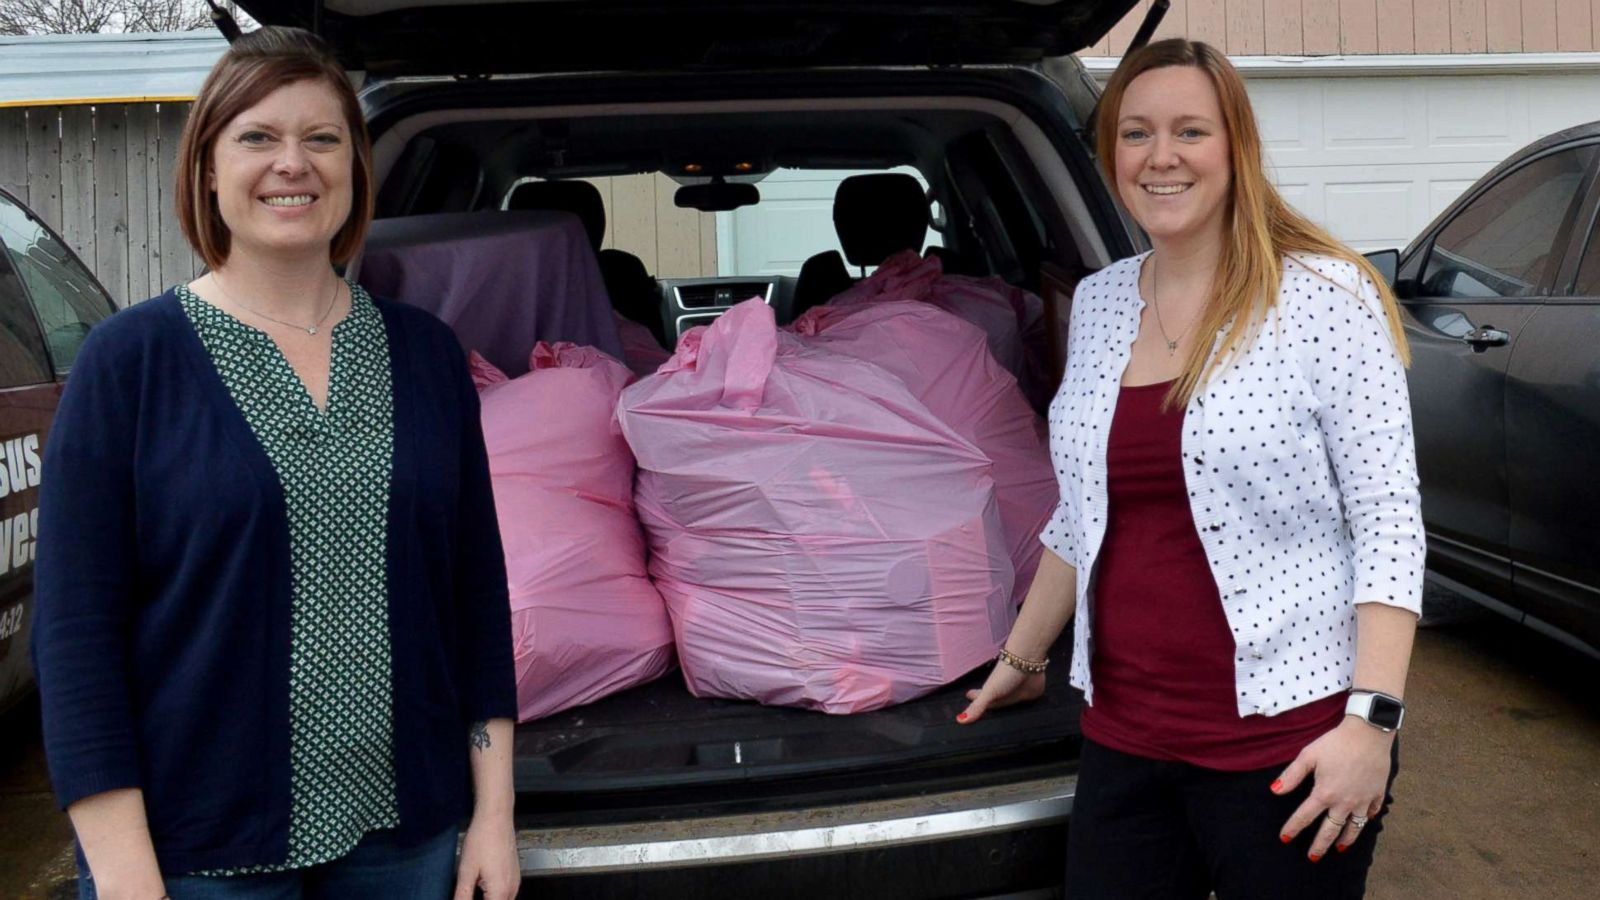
1326;816;1348;828
1350;815;1368;829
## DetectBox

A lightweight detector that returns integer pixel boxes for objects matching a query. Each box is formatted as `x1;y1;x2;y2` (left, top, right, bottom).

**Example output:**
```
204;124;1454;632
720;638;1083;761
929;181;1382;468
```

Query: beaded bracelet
997;647;1048;674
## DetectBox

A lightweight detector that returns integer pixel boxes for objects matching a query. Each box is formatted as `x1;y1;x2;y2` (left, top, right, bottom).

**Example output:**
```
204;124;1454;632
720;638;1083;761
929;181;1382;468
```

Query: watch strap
1345;690;1405;732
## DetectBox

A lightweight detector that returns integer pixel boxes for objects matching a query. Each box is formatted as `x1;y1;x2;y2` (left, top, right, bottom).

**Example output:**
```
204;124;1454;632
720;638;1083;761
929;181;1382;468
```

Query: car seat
506;180;667;345
793;173;931;317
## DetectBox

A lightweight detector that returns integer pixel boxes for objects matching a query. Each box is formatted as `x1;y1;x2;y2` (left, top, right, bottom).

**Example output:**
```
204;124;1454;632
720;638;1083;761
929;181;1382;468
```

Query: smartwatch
1345;690;1405;733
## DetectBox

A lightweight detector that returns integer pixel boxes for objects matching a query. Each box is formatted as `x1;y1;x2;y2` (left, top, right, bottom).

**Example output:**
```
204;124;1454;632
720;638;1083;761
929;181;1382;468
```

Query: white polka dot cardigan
1041;251;1425;717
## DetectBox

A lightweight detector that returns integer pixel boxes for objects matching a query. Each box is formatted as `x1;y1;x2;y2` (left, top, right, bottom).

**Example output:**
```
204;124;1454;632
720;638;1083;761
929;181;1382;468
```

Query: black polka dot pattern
1041;252;1425;717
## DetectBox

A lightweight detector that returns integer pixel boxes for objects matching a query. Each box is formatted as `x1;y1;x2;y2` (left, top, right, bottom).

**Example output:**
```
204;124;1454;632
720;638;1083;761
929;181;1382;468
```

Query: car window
1576;213;1600;296
0;193;114;374
0;205;53;388
0;256;52;389
1422;145;1598;299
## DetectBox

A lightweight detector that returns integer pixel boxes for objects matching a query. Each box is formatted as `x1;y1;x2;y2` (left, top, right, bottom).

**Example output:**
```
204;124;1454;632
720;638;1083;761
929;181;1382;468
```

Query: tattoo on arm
470;720;491;752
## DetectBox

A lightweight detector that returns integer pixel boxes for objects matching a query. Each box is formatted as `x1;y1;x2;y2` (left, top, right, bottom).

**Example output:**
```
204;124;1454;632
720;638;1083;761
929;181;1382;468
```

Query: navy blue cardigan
31;289;517;875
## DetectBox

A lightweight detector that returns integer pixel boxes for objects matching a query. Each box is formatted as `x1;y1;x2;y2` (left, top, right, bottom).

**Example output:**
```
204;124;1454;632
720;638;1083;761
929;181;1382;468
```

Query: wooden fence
0;103;717;308
0;102;201;308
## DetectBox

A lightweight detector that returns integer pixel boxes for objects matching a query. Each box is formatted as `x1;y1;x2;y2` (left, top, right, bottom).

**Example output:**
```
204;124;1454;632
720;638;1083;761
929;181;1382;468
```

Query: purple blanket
358;210;623;377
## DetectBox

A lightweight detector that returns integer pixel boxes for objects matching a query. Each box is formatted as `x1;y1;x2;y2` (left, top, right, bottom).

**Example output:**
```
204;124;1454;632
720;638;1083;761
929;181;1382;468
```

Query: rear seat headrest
506;180;607;250
833;173;930;268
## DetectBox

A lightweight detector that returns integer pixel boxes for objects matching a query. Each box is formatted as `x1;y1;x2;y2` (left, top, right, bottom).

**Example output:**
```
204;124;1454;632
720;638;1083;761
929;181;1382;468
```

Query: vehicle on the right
1365;121;1600;659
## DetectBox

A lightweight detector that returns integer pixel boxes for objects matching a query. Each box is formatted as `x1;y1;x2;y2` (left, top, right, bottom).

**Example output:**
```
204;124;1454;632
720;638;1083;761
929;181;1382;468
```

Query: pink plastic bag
790;301;1055;604
474;343;675;722
619;299;1014;714
830;250;1033;377
614;312;672;379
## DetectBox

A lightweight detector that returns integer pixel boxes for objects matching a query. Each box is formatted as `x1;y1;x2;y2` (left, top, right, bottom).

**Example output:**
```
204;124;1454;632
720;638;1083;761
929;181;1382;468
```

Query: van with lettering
0;187;117;714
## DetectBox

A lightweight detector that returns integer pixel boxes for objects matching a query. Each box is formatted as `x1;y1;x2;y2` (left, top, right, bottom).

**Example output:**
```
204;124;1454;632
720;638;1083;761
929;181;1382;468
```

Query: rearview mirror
676;182;760;212
1363;248;1399;287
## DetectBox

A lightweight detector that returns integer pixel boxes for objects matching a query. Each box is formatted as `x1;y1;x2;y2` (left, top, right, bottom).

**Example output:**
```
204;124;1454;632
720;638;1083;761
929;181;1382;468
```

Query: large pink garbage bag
790;301;1055;605
618;299;1014;714
473;343;675;722
830;250;1033;377
614;312;672;379
1017;295;1069;410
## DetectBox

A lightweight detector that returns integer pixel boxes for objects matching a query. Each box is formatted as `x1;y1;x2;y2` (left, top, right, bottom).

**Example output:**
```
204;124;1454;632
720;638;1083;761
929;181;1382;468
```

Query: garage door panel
1251;80;1315;151
1425;84;1516;147
1258;79;1527;167
1324;81;1411;149
1323;181;1415;249
1274;181;1315;217
1526;76;1600;137
1428;178;1480;219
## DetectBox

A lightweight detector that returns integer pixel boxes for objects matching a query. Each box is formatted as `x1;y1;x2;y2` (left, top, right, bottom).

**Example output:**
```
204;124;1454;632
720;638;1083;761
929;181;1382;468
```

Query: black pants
1064;737;1399;900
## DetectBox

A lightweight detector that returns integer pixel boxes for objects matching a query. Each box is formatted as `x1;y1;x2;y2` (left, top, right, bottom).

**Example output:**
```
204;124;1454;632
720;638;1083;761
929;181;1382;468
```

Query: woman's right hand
956;662;1046;724
956;550;1078;725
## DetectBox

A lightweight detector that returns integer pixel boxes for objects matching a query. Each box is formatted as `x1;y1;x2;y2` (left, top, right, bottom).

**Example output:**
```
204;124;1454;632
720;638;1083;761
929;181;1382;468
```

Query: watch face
1369;695;1404;730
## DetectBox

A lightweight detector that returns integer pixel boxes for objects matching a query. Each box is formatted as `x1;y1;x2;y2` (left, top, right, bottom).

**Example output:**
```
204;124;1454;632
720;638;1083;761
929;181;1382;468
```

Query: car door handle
1463;326;1509;352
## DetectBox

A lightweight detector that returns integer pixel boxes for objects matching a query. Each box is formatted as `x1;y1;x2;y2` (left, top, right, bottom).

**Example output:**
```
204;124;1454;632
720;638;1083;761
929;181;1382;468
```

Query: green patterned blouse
177;282;400;873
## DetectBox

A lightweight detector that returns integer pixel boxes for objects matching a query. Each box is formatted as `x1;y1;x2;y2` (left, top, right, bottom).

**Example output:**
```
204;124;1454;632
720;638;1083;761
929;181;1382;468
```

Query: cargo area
351;73;1130;823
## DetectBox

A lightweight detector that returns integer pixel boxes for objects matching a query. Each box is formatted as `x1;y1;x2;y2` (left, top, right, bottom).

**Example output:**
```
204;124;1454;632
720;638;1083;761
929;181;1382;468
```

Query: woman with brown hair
958;39;1424;898
32;27;519;900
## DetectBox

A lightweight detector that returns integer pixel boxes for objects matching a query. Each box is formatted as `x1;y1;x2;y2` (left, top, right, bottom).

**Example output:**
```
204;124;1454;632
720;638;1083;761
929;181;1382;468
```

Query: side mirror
676;181;760;212
1363;248;1400;287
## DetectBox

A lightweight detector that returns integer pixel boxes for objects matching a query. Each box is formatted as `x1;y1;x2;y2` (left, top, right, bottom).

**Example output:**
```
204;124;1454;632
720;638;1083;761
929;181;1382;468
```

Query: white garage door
1251;71;1600;253
719;67;1600;274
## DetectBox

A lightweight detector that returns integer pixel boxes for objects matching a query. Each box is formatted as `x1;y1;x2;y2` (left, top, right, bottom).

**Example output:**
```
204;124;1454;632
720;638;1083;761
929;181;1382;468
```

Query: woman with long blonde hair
959;39;1423;898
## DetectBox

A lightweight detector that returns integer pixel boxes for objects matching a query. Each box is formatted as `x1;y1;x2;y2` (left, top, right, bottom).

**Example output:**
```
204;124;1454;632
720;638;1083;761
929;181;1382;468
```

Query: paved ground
0;693;75;899
1365;585;1600;899
1;581;1595;899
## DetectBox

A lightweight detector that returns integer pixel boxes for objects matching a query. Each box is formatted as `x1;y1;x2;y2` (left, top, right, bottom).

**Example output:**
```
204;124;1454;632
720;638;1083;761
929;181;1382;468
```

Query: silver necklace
1149;255;1197;356
213;275;341;336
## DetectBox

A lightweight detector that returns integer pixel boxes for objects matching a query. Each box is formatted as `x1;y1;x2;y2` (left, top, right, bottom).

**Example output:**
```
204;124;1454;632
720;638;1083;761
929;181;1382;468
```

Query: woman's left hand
454;811;520;900
1273;716;1394;861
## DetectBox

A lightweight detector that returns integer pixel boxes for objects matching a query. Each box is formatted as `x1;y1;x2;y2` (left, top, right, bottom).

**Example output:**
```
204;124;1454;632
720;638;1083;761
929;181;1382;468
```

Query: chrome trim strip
674;311;723;335
670;281;778;339
517;776;1075;875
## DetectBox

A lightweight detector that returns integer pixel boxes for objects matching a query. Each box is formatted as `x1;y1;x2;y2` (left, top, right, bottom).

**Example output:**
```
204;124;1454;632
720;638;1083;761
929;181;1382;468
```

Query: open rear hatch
234;1;1138;77
235;0;1114;806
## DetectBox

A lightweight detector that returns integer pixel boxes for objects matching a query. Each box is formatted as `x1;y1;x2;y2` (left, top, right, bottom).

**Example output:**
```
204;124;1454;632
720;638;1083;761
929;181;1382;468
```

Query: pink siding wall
1079;0;1600;55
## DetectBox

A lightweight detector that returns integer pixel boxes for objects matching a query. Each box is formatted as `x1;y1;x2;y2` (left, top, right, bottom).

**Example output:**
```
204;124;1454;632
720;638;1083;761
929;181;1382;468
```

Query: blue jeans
79;825;460;900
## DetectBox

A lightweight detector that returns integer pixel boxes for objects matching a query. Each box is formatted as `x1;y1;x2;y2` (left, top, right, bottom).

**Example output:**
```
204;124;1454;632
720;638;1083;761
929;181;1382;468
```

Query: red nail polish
1336;844;1349;853
957;713;968;722
1310;853;1323;864
1280;834;1292;845
1270;779;1283;792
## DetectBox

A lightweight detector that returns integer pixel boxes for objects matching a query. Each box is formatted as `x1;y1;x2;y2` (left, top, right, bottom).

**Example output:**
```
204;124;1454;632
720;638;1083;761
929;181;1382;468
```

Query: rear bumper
516;774;1075;876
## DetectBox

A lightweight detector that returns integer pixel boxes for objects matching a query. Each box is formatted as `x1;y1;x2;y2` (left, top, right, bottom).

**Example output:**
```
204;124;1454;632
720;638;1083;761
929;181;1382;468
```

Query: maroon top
1080;379;1346;771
